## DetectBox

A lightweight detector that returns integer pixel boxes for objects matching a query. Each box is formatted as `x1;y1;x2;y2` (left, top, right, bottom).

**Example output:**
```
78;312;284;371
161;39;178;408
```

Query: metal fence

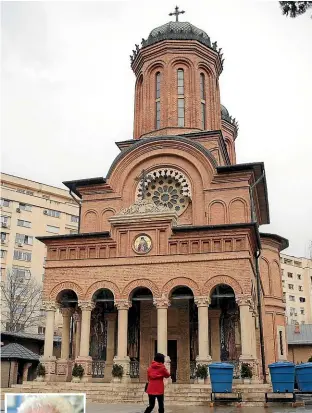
129;360;140;378
92;360;106;378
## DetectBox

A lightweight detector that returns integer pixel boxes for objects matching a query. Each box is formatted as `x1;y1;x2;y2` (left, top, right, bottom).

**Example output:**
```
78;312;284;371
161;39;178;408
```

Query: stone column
194;297;212;366
237;296;258;379
209;309;221;361
154;297;171;373
75;301;95;382
56;307;73;381
113;300;131;381
104;312;117;380
73;311;81;359
40;301;57;381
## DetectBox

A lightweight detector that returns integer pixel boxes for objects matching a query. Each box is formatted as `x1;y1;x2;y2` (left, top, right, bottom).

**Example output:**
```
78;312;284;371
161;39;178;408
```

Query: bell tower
131;8;225;140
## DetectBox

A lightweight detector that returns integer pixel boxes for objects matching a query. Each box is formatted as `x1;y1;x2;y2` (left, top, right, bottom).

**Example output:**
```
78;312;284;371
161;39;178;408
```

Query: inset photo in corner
5;393;86;413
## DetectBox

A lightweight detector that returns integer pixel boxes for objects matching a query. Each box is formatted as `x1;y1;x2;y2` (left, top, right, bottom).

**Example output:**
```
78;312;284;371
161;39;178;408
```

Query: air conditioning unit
16;208;21;213
2;223;8;228
43;210;48;215
17;242;23;247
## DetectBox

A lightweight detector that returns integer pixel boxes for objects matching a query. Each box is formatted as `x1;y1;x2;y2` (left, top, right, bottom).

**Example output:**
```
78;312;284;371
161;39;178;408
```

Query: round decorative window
136;168;191;216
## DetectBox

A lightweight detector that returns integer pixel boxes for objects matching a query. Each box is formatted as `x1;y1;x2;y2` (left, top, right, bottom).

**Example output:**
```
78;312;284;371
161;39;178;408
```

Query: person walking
144;353;170;413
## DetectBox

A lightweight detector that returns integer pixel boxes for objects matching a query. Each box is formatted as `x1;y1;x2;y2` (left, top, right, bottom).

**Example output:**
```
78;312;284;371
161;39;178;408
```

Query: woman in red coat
144;353;170;413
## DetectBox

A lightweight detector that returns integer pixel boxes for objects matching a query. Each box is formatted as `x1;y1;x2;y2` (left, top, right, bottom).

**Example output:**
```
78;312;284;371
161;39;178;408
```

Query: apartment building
280;253;312;325
0;173;79;333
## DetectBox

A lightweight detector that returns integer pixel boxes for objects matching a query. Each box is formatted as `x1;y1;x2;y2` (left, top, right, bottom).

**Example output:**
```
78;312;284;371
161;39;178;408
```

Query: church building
38;8;288;383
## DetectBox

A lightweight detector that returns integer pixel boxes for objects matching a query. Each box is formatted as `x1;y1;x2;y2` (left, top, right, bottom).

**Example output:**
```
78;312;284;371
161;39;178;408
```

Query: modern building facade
0;173;79;333
280;253;312;325
38;11;288;384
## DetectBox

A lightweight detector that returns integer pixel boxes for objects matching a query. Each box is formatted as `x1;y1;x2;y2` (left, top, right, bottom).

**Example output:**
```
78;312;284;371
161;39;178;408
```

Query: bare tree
1;268;43;332
279;2;312;18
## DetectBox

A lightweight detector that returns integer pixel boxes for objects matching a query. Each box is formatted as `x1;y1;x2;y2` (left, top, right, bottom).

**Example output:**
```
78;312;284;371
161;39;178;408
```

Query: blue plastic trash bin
295;363;312;392
269;361;295;392
209;362;234;393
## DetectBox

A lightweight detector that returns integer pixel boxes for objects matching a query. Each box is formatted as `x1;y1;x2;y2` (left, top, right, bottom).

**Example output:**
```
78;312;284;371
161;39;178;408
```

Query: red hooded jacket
146;361;170;395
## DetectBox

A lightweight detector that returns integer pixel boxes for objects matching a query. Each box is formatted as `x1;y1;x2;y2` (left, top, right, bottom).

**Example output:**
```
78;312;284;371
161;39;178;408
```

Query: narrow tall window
155;72;161;129
200;73;206;129
177;69;185;127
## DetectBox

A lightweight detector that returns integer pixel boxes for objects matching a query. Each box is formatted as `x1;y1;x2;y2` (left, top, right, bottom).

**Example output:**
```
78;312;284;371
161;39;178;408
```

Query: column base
56;359;73;382
239;356;260;382
75;356;93;382
39;356;57;382
113;356;130;382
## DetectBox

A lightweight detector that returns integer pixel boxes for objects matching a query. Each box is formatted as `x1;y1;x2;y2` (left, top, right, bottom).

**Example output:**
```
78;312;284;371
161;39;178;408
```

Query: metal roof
0;343;40;360
1;331;61;342
287;324;312;345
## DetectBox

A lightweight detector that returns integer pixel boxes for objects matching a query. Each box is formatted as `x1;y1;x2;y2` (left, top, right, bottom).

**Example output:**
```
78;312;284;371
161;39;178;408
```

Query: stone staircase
2;382;272;406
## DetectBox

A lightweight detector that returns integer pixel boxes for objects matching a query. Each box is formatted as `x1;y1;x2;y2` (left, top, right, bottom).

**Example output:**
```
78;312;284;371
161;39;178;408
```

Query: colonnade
41;294;258;381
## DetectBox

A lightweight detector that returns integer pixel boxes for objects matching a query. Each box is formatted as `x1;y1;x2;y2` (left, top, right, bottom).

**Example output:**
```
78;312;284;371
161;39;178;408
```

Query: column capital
78;301;95;311
194;296;211;307
61;307;74;317
236;296;252;307
153;297;170;309
42;301;58;312
115;299;132;310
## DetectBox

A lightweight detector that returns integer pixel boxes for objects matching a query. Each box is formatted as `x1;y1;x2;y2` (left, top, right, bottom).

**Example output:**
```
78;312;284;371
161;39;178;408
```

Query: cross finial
169;5;185;22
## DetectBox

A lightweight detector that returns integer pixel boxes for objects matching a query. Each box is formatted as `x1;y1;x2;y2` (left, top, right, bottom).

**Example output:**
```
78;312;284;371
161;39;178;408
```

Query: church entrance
154;340;178;382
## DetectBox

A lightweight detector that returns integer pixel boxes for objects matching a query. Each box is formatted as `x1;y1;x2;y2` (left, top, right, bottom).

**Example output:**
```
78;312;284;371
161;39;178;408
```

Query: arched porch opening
128;287;153;379
56;289;78;361
169;286;195;383
209;284;240;371
90;288;117;380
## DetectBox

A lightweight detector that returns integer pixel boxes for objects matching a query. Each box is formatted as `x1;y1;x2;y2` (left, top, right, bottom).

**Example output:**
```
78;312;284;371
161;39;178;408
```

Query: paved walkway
2;400;312;412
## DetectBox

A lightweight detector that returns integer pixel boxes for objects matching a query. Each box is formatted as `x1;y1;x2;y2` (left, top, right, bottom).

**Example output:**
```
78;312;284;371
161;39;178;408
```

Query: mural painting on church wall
90;306;108;377
133;234;152;254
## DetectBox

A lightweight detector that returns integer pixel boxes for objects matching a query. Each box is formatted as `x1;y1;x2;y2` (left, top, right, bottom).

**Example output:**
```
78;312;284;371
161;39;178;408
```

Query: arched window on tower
177;69;185;127
155;72;161;129
200;73;206;129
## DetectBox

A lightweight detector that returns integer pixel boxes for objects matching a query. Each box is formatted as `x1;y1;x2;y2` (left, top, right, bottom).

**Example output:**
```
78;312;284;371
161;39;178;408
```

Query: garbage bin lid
295;362;312;369
268;361;295;368
209;362;234;369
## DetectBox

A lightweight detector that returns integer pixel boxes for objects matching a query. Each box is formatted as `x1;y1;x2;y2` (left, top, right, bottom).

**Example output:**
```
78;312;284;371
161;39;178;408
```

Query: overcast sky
1;1;312;258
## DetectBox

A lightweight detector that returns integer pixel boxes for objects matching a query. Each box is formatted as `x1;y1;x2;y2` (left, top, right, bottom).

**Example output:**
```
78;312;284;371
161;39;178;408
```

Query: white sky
1;1;312;258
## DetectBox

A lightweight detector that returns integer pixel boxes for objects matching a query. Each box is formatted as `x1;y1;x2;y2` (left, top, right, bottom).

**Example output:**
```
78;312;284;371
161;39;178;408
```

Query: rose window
136;168;191;216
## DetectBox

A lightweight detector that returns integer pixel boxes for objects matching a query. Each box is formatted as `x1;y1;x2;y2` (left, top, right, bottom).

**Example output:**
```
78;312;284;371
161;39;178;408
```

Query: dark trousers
144;394;164;413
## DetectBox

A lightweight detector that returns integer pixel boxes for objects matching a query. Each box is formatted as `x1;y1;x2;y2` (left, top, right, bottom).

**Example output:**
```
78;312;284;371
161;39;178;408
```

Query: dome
221;104;231;122
144;21;212;49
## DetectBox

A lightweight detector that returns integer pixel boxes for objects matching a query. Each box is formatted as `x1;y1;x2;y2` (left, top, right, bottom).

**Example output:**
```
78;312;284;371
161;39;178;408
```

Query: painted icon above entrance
133;234;152;254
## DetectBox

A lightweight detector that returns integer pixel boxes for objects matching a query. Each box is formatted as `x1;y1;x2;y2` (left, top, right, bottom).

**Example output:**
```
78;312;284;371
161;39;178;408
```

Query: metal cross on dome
169;6;185;22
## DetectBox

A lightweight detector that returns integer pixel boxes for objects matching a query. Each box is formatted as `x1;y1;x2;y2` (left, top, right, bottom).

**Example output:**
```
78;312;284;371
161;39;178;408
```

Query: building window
1;232;7;242
290;307;295;316
279;330;284;356
1;216;10;228
17;220;31;228
289;295;295;301
12;267;31;281
71;215;79;223
288;284;294;289
287;272;293;278
13;250;32;262
15;233;33;246
0;198;10;207
0;250;6;259
38;326;46;334
44;209;60;218
300;308;305;315
200;73;206;129
177;69;185;127
19;203;32;212
281;269;284;276
297;274;302;280
70;229;78;234
155;72;161;129
298;285;303;291
46;225;59;234
299;297;306;303
294;260;302;267
284;258;292;265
